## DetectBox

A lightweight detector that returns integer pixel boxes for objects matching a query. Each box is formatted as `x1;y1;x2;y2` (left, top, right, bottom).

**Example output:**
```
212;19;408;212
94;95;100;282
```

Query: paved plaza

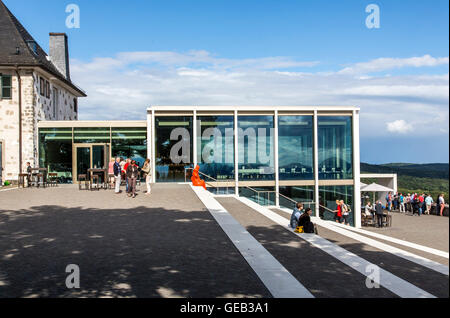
0;184;448;298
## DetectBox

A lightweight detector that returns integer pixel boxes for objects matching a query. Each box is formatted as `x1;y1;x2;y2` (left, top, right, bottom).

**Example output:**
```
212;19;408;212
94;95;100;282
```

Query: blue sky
4;0;449;163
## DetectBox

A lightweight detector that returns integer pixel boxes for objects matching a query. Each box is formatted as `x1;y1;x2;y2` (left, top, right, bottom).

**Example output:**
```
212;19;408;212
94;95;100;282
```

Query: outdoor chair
35;173;46;188
78;174;89;190
90;174;101;191
47;173;58;187
362;214;375;227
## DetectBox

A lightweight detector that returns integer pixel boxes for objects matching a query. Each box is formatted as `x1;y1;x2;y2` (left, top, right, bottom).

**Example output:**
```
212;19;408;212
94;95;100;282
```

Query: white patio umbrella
361;182;394;204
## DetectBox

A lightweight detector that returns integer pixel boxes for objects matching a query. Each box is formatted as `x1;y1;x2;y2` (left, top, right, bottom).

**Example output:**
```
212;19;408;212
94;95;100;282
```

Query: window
46;81;50;99
318;116;353;180
26;40;38;55
197;115;235;180
52;87;58;119
238;116;275;181
278;116;314;180
73;98;78;113
0;74;12;99
40;77;45;96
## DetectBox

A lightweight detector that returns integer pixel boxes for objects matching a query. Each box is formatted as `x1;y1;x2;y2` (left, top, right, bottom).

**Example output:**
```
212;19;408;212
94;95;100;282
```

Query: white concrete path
278;207;449;276
240;197;436;298
326;220;449;259
191;186;314;298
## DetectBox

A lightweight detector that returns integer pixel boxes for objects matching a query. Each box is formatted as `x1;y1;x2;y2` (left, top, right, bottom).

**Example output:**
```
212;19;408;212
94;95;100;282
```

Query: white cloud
70;51;449;139
339;55;449;75
386;120;413;134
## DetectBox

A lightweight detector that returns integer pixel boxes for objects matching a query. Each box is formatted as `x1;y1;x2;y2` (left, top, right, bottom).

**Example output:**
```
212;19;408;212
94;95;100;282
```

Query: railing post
313;109;320;218
274;110;279;207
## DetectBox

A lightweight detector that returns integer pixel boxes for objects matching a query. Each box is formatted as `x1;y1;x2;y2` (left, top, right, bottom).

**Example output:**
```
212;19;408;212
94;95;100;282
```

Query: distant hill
361;162;449;200
361;163;449;179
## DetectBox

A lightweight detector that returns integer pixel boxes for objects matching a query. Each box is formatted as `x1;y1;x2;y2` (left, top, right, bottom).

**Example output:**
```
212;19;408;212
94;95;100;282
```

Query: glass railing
239;186;276;206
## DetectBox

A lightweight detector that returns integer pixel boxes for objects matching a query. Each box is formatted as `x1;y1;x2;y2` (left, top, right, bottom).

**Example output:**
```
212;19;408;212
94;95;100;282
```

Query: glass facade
278;116;313;180
279;186;315;211
39;126;147;183
197;116;235;180
155;116;193;182
319;185;354;226
112;127;147;167
318;116;353;180
36;110;357;223
73;127;110;144
38;128;73;183
239;186;276;206
238;116;274;181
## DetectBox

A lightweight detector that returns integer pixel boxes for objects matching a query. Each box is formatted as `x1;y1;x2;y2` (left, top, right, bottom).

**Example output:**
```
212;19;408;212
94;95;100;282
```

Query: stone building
0;0;86;183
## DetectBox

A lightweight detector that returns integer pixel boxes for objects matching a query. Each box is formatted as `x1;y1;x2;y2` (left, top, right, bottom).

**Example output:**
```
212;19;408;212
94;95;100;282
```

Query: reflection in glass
279;186;315;212
155;116;192;182
318;116;353;179
197;116;234;180
76;147;90;181
239;186;275;206
39;128;73;183
73;127;110;144
112;127;147;167
238;116;274;181
319;185;354;226
278;116;313;180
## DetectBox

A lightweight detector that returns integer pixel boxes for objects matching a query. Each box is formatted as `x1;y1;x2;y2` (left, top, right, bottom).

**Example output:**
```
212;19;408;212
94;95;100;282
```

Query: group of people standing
364;200;388;227
109;157;152;198
385;192;446;216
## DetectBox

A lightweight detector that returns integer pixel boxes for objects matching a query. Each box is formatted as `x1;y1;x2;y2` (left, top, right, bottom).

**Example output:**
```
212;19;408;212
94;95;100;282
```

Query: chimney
49;33;70;80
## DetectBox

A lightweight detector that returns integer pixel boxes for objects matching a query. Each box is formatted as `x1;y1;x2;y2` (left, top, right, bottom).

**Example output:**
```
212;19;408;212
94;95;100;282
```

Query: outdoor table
31;168;47;187
87;168;108;189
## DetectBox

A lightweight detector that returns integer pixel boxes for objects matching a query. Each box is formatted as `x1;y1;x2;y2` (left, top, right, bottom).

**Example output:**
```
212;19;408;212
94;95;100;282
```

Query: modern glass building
37;106;361;227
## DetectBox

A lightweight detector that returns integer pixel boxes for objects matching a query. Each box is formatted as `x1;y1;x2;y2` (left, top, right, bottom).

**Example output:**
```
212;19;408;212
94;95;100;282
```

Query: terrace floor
0;184;448;298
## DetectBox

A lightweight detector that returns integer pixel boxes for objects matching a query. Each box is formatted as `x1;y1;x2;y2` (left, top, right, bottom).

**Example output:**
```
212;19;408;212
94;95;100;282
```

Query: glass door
73;143;109;183
76;147;90;181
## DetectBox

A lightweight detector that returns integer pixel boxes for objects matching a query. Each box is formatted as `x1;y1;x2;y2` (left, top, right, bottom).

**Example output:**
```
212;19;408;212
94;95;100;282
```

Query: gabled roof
0;0;86;97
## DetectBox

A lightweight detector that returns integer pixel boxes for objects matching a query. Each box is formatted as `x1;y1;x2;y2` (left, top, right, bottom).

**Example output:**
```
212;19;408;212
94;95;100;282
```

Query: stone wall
0;68;78;182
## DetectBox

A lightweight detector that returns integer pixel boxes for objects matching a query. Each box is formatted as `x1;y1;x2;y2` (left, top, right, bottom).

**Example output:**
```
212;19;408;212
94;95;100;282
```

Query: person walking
113;157;122;194
126;160;139;198
375;200;384;228
340;200;350;225
142;159;152;195
333;200;342;223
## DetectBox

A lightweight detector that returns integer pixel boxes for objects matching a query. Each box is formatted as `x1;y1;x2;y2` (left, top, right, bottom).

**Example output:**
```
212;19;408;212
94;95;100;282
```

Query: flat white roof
38;120;147;128
147;105;359;112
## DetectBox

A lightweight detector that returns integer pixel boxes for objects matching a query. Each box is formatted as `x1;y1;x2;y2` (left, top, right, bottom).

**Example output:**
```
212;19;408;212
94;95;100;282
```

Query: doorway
73;143;110;183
